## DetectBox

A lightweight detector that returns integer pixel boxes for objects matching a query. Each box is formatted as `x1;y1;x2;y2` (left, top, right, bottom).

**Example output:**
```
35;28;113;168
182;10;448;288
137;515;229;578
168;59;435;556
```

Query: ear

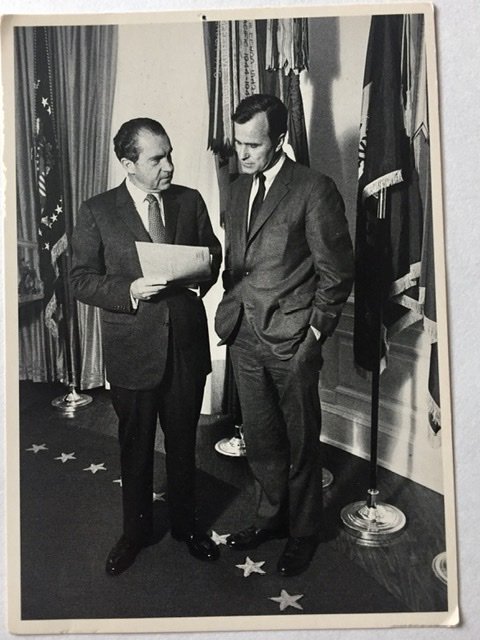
120;157;135;174
275;132;286;153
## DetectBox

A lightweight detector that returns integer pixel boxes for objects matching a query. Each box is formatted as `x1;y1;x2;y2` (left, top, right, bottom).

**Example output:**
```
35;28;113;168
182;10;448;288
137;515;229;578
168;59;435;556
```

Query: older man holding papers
71;117;222;576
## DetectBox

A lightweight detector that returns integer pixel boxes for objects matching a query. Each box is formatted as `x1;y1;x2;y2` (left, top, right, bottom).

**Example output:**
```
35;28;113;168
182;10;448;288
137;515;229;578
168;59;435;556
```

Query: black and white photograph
1;0;465;635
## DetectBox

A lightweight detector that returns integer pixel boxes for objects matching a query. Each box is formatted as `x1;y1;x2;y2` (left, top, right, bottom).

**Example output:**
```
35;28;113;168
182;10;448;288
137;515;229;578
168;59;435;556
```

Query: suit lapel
246;158;293;248
116;181;151;243
233;176;251;259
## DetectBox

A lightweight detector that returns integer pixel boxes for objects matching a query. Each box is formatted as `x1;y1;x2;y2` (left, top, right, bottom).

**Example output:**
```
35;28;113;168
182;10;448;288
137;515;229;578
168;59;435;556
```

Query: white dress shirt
126;178;165;231
247;153;286;229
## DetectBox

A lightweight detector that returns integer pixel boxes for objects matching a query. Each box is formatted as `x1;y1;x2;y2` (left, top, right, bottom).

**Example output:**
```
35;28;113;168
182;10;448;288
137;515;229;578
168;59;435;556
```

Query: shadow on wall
306;18;343;191
338;126;361;238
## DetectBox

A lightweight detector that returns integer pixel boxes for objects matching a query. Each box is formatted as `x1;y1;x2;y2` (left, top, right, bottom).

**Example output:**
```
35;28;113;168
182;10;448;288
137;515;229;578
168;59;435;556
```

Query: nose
238;144;249;160
162;157;174;173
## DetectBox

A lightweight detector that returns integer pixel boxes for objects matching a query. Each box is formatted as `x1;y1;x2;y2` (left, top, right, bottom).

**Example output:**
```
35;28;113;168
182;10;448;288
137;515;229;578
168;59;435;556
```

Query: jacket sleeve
306;176;354;336
70;201;134;313
194;191;222;298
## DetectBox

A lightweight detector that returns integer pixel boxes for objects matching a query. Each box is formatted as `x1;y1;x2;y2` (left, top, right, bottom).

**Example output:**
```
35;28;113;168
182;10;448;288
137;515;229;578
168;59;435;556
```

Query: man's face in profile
124;129;174;192
234;111;283;175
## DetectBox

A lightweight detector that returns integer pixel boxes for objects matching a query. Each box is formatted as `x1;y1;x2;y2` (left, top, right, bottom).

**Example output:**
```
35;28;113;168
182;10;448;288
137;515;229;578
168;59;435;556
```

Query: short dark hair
232;94;288;142
113;118;167;162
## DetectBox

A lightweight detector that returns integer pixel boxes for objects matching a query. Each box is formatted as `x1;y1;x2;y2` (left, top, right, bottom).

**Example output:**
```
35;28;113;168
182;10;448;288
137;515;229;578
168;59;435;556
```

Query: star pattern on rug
153;492;165;502
211;531;230;546
236;556;266;577
26;444;48;453
269;589;304;611
83;463;107;474
54;452;76;463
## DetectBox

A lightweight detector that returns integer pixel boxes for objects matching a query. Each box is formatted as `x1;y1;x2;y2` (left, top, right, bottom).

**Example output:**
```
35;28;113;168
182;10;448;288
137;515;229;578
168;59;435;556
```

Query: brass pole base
432;551;447;585
215;425;247;457
51;386;93;416
341;494;406;546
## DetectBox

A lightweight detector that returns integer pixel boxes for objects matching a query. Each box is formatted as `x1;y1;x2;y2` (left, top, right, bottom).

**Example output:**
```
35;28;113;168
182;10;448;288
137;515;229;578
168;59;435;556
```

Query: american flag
33;26;67;338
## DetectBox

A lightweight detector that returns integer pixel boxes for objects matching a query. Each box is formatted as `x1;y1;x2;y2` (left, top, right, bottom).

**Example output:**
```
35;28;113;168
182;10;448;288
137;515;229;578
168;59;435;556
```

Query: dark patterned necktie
145;193;166;243
248;172;266;234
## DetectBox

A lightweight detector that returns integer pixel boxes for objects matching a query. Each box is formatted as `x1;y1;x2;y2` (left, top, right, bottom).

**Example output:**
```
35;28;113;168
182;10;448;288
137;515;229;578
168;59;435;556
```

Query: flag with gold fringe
354;14;440;432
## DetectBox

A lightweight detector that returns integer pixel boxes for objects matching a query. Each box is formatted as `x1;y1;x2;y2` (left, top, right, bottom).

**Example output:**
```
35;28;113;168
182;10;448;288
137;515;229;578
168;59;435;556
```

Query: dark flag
33;27;67;339
354;15;424;372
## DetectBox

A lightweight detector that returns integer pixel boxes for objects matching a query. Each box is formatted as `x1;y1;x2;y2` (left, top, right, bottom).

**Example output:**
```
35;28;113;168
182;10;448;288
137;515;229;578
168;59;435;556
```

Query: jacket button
244;271;250;276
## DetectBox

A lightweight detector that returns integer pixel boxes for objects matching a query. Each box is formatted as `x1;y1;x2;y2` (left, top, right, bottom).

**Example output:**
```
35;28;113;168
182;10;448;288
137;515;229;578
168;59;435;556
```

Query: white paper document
135;242;211;283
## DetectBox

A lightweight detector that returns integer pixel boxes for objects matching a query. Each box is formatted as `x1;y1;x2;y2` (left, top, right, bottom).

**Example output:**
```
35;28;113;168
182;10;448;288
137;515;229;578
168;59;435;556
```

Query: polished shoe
105;535;146;576
276;535;319;577
171;530;220;561
226;525;285;550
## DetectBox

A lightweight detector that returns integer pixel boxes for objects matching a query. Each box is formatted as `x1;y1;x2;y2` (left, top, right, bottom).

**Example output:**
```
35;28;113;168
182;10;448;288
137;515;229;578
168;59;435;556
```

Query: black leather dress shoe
105;535;146;576
171;530;220;561
276;535;319;577
226;525;285;550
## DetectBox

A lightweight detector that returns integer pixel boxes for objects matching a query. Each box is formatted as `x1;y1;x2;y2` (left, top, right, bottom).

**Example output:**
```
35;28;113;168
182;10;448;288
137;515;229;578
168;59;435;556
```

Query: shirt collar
258;152;286;186
126;178;162;208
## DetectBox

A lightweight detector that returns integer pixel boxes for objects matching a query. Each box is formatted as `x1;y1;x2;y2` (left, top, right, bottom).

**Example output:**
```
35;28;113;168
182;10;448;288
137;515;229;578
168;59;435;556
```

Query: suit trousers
229;313;325;537
110;326;206;544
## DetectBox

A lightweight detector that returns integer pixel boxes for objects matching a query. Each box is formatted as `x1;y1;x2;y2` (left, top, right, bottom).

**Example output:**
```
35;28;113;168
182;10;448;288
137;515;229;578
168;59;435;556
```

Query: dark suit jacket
215;157;354;359
70;180;221;389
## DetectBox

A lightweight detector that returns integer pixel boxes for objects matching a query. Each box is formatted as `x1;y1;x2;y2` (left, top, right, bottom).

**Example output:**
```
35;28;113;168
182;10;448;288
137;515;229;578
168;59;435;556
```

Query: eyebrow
234;138;259;145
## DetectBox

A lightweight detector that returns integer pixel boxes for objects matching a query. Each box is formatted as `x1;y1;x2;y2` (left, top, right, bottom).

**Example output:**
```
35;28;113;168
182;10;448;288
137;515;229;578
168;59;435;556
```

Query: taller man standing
215;95;354;576
71;118;222;576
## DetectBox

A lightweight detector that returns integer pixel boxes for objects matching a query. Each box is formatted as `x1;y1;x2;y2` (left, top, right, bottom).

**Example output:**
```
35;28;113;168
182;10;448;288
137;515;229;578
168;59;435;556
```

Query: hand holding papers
135;242;212;285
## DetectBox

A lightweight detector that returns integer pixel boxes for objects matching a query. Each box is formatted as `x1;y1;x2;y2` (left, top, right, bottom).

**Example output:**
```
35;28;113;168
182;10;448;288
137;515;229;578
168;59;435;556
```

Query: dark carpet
19;403;410;621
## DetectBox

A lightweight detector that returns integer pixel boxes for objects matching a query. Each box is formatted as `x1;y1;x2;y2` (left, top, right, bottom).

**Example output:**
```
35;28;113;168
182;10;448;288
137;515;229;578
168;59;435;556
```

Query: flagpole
341;195;406;545
51;246;92;416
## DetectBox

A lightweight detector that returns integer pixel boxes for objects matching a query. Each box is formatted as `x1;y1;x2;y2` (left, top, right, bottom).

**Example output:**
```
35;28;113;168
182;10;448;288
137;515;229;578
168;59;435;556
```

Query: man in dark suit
71;118;222;576
215;94;354;576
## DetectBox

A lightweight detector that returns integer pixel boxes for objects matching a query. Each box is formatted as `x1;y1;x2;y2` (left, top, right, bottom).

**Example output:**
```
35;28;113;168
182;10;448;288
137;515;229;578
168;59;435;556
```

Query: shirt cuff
130;286;139;310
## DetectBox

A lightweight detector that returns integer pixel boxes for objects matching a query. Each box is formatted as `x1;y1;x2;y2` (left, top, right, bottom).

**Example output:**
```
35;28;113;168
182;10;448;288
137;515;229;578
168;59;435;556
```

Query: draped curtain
51;26;118;389
15;25;118;388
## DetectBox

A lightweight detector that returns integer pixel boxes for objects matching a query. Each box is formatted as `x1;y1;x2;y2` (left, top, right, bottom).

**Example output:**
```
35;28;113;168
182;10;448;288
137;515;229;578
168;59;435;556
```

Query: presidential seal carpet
17;383;446;621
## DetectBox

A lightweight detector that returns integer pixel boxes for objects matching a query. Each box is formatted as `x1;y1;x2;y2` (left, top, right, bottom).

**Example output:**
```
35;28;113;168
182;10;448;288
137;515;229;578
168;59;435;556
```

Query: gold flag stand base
215;425;246;457
340;489;406;546
432;551;447;585
51;385;93;416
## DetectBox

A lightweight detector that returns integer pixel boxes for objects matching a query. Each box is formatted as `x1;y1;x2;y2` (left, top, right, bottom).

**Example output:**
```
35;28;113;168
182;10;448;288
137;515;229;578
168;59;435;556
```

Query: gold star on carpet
153;492;165;502
235;556;266;577
211;531;230;546
269;589;304;611
54;452;76;463
83;463;107;474
113;478;122;486
26;444;48;453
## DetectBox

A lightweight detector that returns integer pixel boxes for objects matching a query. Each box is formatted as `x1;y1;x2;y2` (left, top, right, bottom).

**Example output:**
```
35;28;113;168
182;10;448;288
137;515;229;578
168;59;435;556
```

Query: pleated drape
15;26;118;388
51;26;118;389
